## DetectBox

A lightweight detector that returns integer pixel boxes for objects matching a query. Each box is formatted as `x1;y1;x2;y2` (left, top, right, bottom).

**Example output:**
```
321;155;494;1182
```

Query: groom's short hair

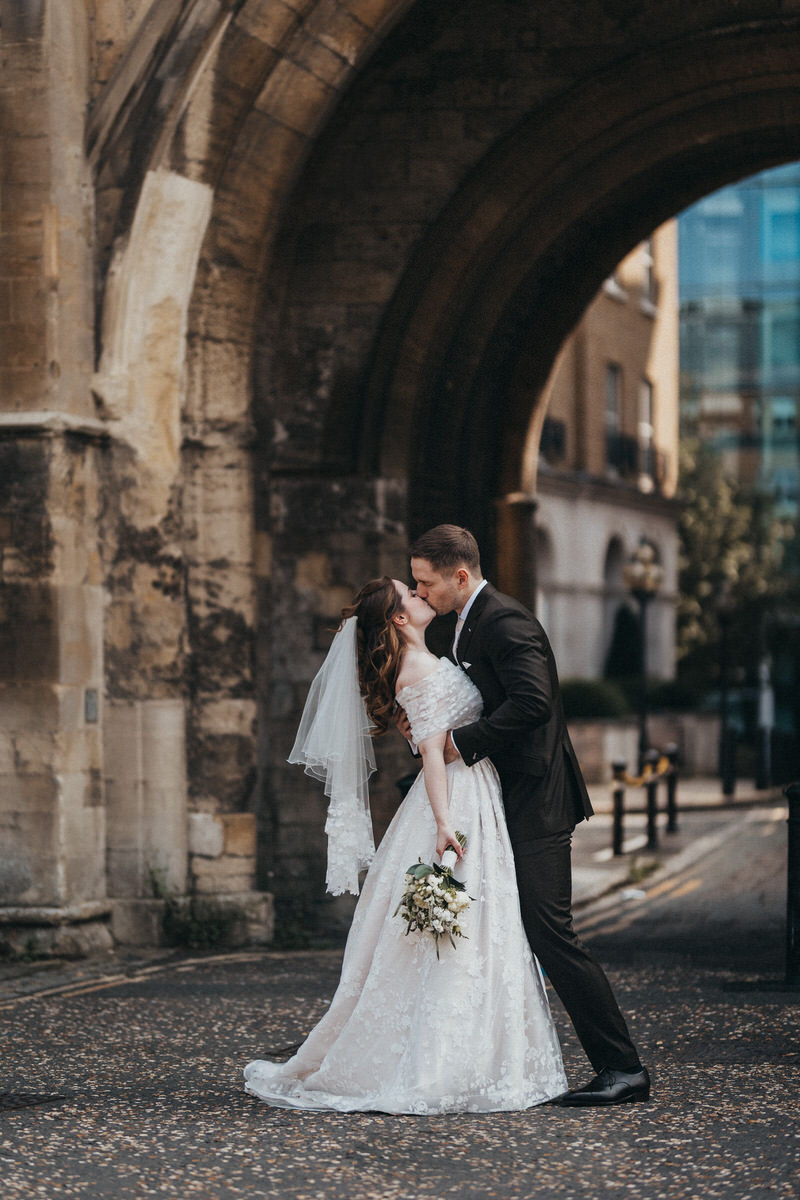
410;525;481;573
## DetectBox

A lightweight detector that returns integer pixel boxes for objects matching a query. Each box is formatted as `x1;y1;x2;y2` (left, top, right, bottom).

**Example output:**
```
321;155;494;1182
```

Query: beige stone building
2;2;800;948
533;227;680;682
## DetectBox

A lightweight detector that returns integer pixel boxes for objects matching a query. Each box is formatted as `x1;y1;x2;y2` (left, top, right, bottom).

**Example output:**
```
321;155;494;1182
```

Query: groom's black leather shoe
555;1065;651;1106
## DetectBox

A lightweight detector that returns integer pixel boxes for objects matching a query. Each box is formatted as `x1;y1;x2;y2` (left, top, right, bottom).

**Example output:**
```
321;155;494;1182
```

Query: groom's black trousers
512;828;640;1074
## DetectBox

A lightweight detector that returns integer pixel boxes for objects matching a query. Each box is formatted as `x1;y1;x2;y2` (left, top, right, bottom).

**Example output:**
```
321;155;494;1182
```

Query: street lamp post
755;654;774;791
623;541;664;772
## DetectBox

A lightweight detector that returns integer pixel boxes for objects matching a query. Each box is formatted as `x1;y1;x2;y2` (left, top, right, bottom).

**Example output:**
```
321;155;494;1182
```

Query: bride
244;576;567;1114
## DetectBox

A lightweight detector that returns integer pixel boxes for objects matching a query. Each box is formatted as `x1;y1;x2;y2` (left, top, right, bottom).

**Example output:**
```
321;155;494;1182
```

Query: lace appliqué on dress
397;658;482;743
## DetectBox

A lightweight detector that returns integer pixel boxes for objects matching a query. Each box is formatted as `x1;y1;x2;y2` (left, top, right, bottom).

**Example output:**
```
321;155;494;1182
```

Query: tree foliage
677;440;795;689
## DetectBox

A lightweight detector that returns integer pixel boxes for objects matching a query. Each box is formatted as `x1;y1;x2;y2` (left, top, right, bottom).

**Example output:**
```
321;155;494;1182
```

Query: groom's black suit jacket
426;583;592;842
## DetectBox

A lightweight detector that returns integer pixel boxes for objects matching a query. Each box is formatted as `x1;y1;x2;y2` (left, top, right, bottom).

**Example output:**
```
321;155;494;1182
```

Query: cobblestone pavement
1;799;797;1199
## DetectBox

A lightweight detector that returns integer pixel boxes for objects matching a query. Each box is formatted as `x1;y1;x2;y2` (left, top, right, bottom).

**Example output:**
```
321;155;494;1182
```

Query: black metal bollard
784;782;800;987
611;759;627;856
665;742;679;833
644;748;660;851
720;726;737;798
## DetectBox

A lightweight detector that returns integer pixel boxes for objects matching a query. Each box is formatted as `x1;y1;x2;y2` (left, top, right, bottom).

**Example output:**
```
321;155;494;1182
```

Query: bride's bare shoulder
396;649;442;693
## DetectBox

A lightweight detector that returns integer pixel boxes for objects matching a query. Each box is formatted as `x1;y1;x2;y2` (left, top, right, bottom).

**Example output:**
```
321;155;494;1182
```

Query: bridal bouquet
394;832;471;958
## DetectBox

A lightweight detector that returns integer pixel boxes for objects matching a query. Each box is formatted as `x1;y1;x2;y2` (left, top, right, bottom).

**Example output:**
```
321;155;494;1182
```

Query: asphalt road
1;804;797;1199
574;803;788;973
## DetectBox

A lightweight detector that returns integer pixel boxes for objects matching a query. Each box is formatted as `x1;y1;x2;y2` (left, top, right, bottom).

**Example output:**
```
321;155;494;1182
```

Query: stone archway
235;9;800;908
362;31;800;548
9;1;800;945
162;2;800;913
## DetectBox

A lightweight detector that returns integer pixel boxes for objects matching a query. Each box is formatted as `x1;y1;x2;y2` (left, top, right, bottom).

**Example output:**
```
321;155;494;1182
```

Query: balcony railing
539;421;668;490
606;431;667;490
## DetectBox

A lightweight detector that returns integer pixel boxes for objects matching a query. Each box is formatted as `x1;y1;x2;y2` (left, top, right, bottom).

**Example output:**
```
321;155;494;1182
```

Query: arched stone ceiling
356;21;800;535
90;0;418;309
91;1;800;548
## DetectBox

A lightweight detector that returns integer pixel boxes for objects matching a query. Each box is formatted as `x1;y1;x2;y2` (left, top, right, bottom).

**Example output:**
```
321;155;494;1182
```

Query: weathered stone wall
262;487;409;921
0;421;110;952
0;1;111;953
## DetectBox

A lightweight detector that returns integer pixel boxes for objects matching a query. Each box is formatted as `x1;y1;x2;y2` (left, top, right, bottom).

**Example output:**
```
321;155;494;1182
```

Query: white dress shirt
450;579;487;754
453;578;487;658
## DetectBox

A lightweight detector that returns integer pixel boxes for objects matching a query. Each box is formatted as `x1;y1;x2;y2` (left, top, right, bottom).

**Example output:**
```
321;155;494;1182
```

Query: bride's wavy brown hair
340;576;404;735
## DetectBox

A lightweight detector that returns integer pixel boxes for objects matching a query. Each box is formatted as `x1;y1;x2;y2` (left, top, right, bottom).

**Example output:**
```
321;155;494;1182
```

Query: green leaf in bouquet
405;861;433;880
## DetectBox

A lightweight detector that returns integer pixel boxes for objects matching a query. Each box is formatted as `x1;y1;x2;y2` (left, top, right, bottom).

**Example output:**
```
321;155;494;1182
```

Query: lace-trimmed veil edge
288;616;376;896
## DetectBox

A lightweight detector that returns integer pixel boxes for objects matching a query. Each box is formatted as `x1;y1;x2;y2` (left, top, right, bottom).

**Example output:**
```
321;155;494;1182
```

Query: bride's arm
418;732;464;861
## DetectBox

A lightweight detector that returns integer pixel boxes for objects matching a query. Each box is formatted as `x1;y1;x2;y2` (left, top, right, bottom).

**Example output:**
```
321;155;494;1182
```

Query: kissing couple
245;524;650;1113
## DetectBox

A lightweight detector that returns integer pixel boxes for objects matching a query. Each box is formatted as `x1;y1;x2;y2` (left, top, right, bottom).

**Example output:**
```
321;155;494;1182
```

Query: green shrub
270;895;315;950
647;678;706;711
148;865;240;949
162;896;238;950
612;675;709;712
561;678;631;718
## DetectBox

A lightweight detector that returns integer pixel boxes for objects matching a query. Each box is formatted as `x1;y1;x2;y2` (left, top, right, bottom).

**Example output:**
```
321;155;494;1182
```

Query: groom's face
410;557;462;616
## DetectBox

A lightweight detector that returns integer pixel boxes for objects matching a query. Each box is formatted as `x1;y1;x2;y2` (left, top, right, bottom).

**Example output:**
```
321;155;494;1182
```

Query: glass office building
679;162;800;516
679;164;800;778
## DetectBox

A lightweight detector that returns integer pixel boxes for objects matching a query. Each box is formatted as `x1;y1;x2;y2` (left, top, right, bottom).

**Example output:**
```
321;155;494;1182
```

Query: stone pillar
495;493;539;611
91;153;272;948
105;699;189;899
0;2;112;955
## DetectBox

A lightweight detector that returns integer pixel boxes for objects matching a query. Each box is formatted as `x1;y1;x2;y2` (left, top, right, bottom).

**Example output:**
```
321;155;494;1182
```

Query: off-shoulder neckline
395;657;458;702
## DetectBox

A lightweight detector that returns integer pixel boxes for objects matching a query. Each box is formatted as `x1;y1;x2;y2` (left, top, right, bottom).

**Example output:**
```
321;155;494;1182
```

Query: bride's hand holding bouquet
436;822;465;864
395;831;472;958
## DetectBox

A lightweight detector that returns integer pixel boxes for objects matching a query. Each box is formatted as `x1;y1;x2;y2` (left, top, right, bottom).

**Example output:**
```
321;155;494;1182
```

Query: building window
605;363;632;476
763;188;800;263
764;305;800;373
642;238;657;308
605;362;622;432
639;378;655;490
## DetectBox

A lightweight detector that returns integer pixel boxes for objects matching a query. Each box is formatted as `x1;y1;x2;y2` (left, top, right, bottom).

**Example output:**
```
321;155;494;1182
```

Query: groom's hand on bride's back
394;706;413;742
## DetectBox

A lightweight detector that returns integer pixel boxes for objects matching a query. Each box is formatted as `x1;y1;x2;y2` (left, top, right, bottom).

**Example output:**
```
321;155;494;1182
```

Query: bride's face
392;580;436;631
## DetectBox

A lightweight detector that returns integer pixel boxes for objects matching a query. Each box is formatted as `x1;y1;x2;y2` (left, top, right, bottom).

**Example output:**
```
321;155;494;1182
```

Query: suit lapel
456;583;495;667
425;611;457;661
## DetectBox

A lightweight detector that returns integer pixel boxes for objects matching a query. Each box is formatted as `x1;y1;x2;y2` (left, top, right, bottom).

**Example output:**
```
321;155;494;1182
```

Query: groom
408;524;650;1106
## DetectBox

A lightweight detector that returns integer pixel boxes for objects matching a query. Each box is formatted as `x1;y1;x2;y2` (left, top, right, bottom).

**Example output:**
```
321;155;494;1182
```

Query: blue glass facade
679;163;800;515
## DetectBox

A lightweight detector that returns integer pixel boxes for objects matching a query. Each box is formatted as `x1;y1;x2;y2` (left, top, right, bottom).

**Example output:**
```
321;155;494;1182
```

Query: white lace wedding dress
244;659;567;1113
